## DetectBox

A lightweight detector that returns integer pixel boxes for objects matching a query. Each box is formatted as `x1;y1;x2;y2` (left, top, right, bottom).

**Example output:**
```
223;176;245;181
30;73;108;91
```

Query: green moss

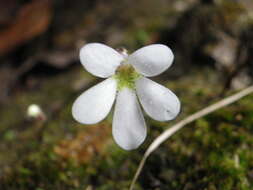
114;64;141;90
2;66;253;189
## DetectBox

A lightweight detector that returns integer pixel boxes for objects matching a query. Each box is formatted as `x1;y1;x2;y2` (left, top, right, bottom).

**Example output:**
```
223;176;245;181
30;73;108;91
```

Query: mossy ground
1;66;253;190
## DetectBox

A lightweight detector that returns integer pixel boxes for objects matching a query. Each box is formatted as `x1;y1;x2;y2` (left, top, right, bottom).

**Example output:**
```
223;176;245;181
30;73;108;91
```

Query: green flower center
114;64;141;90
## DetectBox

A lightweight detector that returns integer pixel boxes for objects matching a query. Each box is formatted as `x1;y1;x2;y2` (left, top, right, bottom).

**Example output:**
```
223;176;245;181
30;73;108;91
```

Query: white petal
127;44;174;77
112;88;147;150
72;78;117;124
80;43;123;78
136;77;180;121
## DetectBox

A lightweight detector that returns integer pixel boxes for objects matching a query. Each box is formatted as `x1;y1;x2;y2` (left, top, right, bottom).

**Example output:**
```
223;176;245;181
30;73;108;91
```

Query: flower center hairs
114;63;141;90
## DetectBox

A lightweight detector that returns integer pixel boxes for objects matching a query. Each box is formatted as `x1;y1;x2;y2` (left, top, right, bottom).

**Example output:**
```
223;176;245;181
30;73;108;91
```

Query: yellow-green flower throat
114;64;141;90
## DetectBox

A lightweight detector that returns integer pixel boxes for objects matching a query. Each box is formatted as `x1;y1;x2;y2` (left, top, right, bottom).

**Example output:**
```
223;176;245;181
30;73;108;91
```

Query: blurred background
1;0;253;189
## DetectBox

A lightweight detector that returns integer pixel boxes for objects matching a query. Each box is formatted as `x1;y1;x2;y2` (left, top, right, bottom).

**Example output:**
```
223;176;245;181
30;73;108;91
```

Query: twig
130;85;253;190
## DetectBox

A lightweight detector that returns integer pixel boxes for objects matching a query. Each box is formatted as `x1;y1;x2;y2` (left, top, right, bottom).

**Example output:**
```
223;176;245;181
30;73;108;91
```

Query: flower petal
80;43;123;78
112;88;147;150
72;78;117;124
127;44;174;77
136;77;180;121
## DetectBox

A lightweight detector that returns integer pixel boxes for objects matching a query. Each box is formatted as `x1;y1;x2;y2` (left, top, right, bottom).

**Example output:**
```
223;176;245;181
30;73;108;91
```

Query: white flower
72;43;180;150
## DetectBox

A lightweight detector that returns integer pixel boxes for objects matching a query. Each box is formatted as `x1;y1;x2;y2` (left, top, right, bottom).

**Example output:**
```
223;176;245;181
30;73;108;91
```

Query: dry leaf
0;0;52;56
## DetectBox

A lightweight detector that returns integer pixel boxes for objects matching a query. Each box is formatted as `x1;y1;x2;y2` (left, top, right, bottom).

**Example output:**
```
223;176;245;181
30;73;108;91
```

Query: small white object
27;104;43;118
